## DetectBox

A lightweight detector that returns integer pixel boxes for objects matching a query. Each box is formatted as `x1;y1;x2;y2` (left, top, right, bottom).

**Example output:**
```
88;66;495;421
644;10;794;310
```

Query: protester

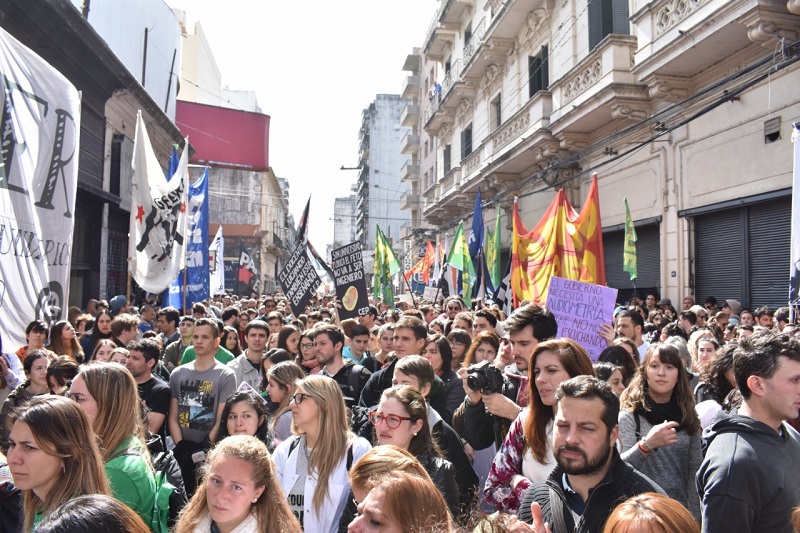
461;330;501;369
0;350;50;454
108;347;129;365
602;492;699;533
485;338;593;514
1;331;25;406
618;343;702;521
80;309;113;358
47;321;84;364
14;321;52;365
371;385;460;518
447;329;471;370
69;363;160;528
175;435;301;533
296;332;321;375
7;396;110;531
220;326;242;357
125;339;172;437
518;376;665;530
265;361;306;445
348;471;454;533
163;316;195;374
90;338;116;363
45;356;79;395
597;345;638;386
422;334;464;423
697;331;800;532
694;344;737;427
272;375;371;532
34;494;150;533
215;390;272;451
347;445;433;503
593;362;626;397
314;324;372;409
277;325;301;359
228;320;270;391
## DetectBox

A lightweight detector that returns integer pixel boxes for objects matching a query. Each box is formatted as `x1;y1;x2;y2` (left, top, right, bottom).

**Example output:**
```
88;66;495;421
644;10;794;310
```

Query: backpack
110;442;187;533
287;437;355;470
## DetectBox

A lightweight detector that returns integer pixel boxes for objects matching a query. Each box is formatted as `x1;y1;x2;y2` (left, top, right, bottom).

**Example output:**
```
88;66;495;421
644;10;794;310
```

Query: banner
0;27;81;348
209;226;224;296
238;244;259;295
545;276;618;360
129;112;189;293
790;123;800;309
279;241;322;316
166;167;210;309
447;221;476;296
623;197;638;281
331;242;369;319
373;226;401;308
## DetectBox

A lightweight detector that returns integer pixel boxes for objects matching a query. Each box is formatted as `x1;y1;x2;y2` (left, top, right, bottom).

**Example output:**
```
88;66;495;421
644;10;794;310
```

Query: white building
333;194;358;249
410;0;800;309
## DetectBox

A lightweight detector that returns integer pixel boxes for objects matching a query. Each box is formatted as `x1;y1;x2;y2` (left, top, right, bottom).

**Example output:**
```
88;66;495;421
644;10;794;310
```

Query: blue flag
165;167;210;310
468;189;484;298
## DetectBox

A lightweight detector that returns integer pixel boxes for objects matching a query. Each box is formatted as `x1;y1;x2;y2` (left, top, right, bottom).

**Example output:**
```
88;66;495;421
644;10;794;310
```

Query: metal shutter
748;197;790;308
695;209;744;306
106;208;129;297
603;224;661;296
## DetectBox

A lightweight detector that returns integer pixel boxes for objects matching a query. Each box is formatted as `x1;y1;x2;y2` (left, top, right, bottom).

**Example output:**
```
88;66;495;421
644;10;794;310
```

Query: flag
405;241;436;283
431;239;444;288
447;221;476;296
486;207;502;288
374;226;401;307
238;244;259;294
623;197;638;281
296;196;310;243
209;226;225;296
511;174;605;306
0;26;81;348
296;195;335;281
165;167;210;309
492;260;513;316
129;111;189;294
468;189;485;298
789;123;800;307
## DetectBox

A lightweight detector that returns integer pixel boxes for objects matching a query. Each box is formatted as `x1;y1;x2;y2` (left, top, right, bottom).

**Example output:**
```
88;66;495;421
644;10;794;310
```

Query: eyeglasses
300;342;315;350
65;391;94;403
369;411;413;429
447;306;460;311
290;393;312;405
449;341;465;347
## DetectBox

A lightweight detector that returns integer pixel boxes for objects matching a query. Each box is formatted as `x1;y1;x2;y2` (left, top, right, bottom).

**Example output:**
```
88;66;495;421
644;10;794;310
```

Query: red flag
404;241;436;283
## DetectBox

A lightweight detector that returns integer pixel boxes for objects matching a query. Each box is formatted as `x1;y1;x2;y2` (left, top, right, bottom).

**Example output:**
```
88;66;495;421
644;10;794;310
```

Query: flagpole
182;267;188;314
126;271;131;303
403;275;418;308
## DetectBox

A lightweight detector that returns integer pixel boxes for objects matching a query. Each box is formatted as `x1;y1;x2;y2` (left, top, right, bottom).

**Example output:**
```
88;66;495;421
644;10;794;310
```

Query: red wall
176;100;269;170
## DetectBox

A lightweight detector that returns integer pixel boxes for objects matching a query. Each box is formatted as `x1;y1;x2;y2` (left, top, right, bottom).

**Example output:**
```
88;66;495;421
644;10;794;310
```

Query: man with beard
518;376;663;532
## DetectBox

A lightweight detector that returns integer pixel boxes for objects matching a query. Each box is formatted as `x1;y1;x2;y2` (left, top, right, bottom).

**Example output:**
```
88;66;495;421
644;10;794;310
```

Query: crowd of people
1;289;799;532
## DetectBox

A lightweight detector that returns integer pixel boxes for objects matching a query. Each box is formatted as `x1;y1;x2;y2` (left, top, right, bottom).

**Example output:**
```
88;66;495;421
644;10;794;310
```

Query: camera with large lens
466;360;505;394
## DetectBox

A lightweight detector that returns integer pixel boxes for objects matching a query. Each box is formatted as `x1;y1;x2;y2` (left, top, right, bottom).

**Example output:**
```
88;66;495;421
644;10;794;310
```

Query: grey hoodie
696;410;800;533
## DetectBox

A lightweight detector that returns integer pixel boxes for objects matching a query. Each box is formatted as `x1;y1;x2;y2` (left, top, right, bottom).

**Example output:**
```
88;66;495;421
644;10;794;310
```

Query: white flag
128;112;189;293
789;123;800;312
209;226;225;295
0;27;81;349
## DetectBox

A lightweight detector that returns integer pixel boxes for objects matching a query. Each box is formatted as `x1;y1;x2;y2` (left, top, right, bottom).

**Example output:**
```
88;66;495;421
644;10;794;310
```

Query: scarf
640;393;684;431
300;357;321;375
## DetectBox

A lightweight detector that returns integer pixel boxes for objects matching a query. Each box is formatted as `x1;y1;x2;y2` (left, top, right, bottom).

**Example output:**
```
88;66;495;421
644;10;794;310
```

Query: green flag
373;225;384;299
447;221;476;296
374;226;401;308
623;198;637;281
486;207;502;287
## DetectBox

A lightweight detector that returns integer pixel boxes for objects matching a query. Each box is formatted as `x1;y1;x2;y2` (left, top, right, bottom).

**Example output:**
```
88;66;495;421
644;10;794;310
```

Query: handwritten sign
423;286;439;302
545;276;618;360
278;243;322;317
331;242;369;319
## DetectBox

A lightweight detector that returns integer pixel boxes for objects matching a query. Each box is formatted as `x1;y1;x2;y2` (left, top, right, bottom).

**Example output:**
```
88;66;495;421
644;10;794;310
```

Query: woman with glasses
7;395;110;531
296;333;320;375
68;363;160;529
446;329;471;371
370;385;460;519
422;335;464;424
264;361;306;445
272;375;370;532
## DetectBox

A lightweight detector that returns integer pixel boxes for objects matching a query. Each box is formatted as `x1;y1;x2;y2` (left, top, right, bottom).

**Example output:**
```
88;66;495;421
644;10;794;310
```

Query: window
445;58;451;74
589;0;629;51
461;124;473;160
528;47;549;98
444;144;452;174
490;94;502;131
464;23;472;45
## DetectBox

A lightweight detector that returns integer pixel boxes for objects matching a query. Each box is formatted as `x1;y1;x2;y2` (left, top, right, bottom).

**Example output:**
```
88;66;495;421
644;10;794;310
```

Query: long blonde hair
292;375;354;512
78;362;149;461
372;471;454;532
349;445;433;495
11;396;110;531
175;435;301;533
267;361;305;430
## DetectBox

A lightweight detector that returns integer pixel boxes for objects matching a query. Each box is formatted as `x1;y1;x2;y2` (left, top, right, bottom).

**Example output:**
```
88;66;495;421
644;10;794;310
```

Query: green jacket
105;436;156;527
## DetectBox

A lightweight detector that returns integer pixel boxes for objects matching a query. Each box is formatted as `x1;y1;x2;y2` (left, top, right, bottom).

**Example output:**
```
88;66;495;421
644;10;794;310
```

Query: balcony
485;0;550;40
401;75;420;100
400;161;420;182
440;0;476;24
402;52;420;73
400;132;420;155
401;103;420;127
400;192;421;210
463;18;487;66
550;34;648;136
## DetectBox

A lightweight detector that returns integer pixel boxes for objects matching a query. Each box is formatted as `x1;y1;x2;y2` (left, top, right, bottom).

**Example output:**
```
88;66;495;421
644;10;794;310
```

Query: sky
165;1;436;253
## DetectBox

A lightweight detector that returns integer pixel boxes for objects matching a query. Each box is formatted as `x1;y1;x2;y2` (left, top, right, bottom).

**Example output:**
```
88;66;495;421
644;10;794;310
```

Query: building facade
410;0;800;309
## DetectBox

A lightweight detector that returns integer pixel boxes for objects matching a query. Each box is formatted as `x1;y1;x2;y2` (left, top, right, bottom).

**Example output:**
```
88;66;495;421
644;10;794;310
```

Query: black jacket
452;373;518;450
418;451;461;520
518;449;664;532
431;413;479;521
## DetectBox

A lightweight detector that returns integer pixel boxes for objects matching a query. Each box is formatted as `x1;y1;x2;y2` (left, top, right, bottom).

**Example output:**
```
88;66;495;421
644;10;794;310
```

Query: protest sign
545;276;618;360
278;243;322;316
331;242;369;319
423;286;439;302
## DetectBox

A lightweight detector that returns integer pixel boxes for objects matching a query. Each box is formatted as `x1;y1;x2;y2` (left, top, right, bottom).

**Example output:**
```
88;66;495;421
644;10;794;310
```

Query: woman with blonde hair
47;321;84;364
603;492;700;533
348;471;454;533
348;445;432;503
68;363;159;528
687;328;715;372
175;435;300;533
265;360;306;444
7;395;110;531
272;375;371;532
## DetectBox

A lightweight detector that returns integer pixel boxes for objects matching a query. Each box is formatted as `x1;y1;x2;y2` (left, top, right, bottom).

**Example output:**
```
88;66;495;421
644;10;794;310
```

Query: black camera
466;360;505;394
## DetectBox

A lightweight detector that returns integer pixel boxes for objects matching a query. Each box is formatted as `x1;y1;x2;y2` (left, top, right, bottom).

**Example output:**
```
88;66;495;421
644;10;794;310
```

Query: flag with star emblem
128;111;190;293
